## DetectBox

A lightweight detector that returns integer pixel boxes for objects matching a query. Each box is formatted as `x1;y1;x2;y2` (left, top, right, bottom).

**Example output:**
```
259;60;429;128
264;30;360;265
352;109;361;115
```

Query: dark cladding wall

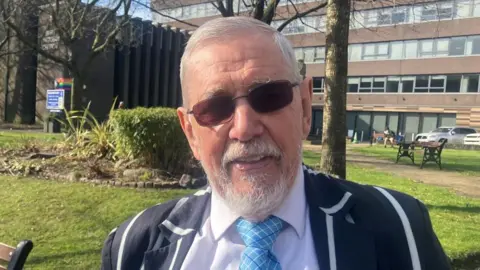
1;18;189;123
114;19;189;110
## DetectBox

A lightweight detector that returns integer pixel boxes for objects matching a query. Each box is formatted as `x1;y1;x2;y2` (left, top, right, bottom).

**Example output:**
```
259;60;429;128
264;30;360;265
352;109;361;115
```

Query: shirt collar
210;163;306;241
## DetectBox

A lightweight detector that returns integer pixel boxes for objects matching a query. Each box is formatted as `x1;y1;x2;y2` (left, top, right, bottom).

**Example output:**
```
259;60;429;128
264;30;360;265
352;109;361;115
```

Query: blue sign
46;89;65;112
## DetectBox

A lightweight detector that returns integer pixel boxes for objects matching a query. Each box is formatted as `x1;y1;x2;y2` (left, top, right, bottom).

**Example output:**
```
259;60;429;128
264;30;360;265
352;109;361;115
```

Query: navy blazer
101;164;452;270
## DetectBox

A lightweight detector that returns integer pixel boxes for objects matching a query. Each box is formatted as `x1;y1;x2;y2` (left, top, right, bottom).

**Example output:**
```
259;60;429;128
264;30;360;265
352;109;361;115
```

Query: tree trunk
320;0;350;179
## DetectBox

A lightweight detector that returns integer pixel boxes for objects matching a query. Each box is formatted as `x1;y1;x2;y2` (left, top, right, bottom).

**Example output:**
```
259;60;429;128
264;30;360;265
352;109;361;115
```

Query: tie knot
235;216;284;250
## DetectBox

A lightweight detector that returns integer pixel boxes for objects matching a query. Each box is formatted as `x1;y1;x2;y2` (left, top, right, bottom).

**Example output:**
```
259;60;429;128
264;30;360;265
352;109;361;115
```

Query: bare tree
0;0;134;111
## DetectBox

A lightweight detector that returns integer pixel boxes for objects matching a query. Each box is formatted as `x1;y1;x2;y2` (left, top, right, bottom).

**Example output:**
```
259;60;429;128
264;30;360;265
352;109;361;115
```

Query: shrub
109;107;192;175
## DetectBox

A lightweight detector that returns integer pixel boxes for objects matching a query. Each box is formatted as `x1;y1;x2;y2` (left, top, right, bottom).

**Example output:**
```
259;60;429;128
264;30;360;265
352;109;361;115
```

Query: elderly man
101;17;450;270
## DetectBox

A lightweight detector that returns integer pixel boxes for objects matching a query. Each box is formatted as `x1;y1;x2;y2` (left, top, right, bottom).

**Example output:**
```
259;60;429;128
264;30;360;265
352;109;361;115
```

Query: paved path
304;144;480;198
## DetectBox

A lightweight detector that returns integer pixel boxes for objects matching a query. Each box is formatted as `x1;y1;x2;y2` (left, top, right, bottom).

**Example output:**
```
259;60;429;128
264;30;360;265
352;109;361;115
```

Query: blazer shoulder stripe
320;192;352;214
374;186;421;270
116;208;148;270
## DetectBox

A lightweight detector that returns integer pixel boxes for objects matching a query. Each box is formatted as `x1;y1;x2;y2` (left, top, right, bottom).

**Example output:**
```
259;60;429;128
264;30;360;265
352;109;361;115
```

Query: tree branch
277;0;327;32
262;0;281;24
133;0;199;27
212;0;229;17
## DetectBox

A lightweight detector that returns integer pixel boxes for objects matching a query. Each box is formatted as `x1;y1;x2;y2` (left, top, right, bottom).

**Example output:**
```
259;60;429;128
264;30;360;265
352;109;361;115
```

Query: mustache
221;139;282;167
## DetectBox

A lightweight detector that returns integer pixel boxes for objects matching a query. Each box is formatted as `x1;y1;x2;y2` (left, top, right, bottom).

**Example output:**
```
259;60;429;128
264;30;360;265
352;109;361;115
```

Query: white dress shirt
181;164;319;270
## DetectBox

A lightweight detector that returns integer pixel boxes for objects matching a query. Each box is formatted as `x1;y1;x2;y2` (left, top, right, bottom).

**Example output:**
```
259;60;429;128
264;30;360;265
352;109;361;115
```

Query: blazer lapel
143;188;212;270
304;166;377;270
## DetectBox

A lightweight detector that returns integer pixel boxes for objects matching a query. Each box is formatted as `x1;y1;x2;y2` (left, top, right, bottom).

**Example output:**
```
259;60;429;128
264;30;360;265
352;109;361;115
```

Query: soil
304;144;480;198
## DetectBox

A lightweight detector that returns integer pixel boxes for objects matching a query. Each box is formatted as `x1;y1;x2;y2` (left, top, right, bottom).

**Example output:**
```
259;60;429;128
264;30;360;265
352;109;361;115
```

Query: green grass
0;131;63;149
304;150;480;268
0;177;193;269
0;150;478;269
350;145;480;176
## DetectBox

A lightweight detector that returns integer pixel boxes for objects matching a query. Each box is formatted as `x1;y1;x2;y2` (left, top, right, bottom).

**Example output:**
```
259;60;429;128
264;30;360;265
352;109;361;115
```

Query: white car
415;126;477;144
464;133;480;145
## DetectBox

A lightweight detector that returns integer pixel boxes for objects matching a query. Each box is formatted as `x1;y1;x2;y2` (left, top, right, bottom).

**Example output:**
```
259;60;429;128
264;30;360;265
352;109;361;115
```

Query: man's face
178;32;312;220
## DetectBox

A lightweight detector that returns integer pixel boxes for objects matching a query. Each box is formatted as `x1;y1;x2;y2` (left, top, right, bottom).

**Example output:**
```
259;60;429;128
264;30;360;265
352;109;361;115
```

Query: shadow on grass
451;252;480;270
426;204;480;214
26;248;101;264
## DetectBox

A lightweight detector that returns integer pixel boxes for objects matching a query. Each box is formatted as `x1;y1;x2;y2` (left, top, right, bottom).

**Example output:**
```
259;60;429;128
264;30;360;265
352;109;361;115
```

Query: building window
315;47;325;62
390;41;404;59
392;7;409;24
377;9;392;25
419;40;434;57
362;42;389;60
348;78;360;93
461;74;480;92
421;4;438;21
359;77;373;92
313;77;324;93
449;37;466;56
414;75;429;92
386;76;400;92
349;44;362;61
468;35;480;54
438;2;454;19
446;75;462;92
430;75;446;92
304;47;315;63
372;77;386;92
401;77;415;93
436;39;449;56
455;0;472;18
404;40;418;58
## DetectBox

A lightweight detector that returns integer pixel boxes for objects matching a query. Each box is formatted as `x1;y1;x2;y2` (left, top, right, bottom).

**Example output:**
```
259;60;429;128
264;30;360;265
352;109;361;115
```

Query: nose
228;99;264;142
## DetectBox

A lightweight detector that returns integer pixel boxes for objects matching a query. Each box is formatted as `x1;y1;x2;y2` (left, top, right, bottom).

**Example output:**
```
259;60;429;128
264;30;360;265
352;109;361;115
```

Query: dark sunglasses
187;80;299;127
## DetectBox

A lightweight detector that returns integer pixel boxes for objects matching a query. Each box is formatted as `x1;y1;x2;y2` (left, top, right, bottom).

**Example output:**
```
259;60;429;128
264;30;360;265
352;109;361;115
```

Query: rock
137;182;145;188
179;174;193;188
115;181;122;187
145;182;153;188
67;172;81;182
153;183;163;189
128;182;137;188
27;153;57;160
123;168;151;179
92;180;102;185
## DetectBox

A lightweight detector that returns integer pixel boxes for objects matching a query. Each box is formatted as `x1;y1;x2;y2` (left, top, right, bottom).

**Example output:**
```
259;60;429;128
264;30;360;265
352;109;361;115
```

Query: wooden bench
417;141;447;169
396;142;415;164
0;240;33;270
371;132;396;147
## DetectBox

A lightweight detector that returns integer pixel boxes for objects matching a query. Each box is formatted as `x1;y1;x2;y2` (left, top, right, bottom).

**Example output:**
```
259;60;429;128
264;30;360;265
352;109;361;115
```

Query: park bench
417;140;447;169
396;142;415;164
0;240;33;270
371;132;398;147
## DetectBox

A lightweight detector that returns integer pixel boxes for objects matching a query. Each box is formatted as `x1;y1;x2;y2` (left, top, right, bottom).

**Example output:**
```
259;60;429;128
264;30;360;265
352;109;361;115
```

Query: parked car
464;133;480;145
415;126;477;144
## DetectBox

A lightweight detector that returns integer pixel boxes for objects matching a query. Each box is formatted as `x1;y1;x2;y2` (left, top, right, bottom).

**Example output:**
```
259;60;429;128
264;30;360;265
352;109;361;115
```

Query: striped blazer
101;164;451;270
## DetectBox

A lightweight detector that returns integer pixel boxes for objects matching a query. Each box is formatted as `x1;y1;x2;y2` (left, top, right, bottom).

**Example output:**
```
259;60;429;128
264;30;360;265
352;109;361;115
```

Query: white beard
201;140;303;222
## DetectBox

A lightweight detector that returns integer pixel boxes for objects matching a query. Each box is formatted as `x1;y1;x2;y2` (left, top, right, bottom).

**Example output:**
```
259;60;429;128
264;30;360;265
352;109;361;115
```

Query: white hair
179;16;302;107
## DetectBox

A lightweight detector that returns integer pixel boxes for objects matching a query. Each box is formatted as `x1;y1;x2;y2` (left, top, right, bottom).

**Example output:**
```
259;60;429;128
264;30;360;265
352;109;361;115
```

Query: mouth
229;155;277;171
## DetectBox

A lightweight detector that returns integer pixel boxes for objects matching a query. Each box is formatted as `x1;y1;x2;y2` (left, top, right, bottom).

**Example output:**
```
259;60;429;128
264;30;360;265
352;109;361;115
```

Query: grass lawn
0;131;63;149
350;145;480;176
0;148;478;269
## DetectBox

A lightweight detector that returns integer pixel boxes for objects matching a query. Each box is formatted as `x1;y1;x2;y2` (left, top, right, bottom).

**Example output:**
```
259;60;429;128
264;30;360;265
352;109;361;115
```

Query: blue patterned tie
235;216;284;270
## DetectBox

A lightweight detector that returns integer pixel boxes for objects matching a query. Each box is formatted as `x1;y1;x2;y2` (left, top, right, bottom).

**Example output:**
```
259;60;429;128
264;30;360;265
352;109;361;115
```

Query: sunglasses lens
192;95;235;126
249;81;294;113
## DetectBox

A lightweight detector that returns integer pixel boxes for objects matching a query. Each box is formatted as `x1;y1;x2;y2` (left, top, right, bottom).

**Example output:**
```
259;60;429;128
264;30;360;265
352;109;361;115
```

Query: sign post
44;78;72;133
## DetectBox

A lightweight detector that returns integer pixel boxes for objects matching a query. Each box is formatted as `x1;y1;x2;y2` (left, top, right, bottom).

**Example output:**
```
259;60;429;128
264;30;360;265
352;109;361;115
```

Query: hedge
109;107;192;175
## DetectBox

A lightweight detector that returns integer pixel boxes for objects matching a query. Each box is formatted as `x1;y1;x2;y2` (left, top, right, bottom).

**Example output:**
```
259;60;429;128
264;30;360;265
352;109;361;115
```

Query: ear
177;107;201;160
300;77;313;139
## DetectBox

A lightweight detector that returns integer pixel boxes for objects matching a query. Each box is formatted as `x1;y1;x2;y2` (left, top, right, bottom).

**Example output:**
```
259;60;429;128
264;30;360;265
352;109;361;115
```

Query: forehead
184;32;292;100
